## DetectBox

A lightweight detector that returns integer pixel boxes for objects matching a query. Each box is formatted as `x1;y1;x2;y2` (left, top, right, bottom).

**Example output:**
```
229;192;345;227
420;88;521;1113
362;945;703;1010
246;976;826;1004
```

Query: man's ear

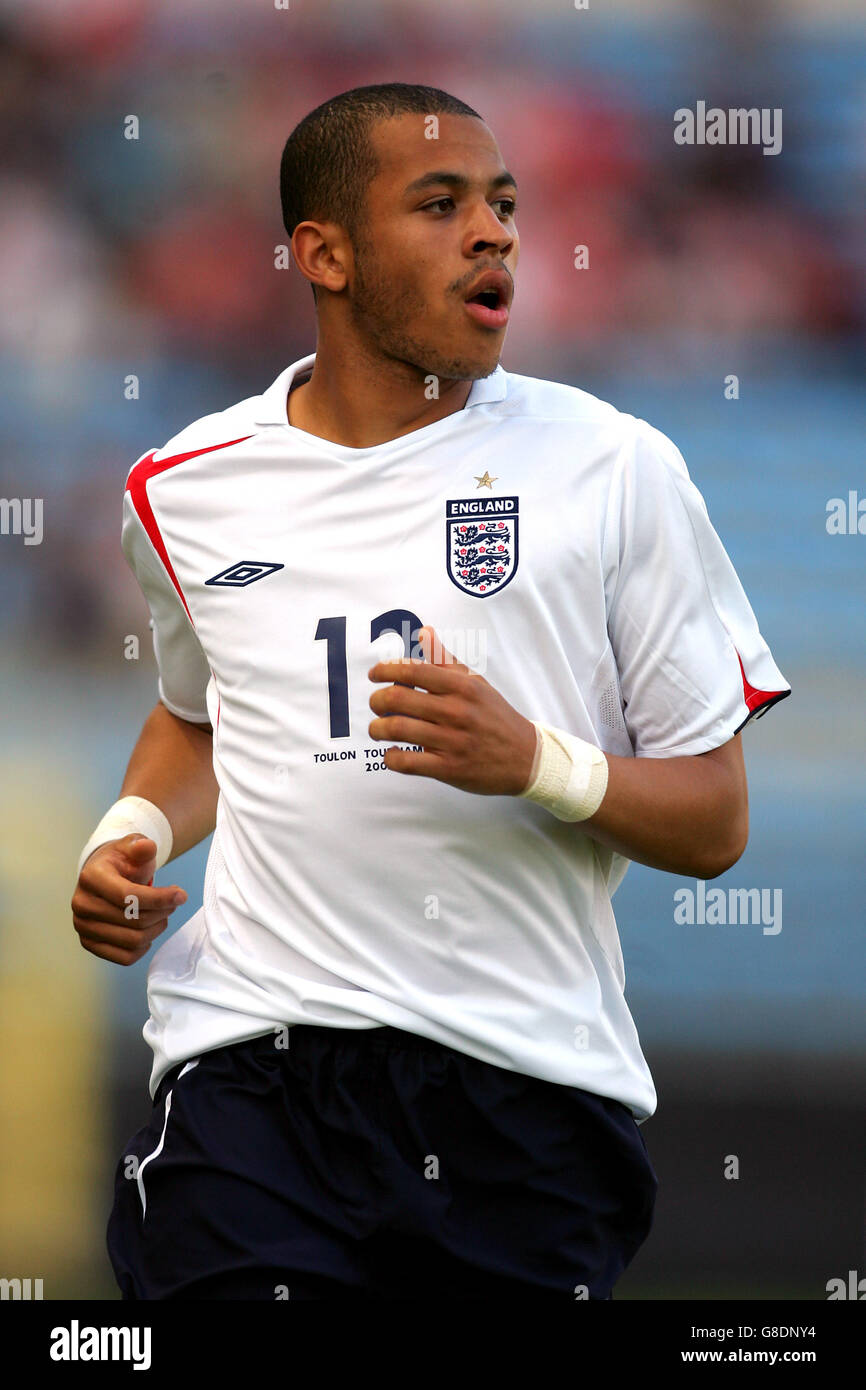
291;220;350;297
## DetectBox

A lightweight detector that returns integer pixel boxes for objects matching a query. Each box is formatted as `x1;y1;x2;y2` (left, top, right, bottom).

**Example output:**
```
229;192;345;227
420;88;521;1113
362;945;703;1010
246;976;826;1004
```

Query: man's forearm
120;702;219;861
365;633;750;881
581;735;749;880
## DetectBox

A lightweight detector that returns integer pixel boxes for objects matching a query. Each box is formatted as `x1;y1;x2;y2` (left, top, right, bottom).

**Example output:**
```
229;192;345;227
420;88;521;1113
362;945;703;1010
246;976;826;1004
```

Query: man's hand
367;625;537;796
71;833;187;967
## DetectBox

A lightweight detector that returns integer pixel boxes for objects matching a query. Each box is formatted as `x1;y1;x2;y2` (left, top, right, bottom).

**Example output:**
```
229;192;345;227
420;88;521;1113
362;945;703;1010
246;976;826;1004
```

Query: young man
72;84;790;1300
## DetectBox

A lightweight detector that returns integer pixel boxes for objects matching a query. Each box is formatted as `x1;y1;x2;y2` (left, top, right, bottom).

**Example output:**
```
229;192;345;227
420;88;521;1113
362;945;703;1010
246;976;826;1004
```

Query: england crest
446;496;518;597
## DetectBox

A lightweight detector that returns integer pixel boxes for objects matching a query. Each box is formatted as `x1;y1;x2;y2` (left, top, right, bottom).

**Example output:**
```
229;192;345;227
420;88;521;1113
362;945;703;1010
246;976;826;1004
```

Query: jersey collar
253;352;507;426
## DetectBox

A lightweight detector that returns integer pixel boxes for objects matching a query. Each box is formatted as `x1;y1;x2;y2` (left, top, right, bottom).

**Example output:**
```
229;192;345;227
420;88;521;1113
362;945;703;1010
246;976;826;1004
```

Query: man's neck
286;340;475;449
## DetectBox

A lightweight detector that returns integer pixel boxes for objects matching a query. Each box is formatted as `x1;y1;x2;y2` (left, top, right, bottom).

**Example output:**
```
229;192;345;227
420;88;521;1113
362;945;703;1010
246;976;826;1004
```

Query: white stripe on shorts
136;1058;199;1219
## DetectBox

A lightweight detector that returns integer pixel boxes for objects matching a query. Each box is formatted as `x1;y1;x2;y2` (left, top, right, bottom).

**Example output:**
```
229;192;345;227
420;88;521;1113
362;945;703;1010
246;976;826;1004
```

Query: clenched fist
71;833;187;967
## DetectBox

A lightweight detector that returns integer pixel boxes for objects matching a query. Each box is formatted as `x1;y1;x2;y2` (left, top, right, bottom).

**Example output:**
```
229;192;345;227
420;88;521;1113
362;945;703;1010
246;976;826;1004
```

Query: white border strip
135;1059;199;1219
136;1092;173;1220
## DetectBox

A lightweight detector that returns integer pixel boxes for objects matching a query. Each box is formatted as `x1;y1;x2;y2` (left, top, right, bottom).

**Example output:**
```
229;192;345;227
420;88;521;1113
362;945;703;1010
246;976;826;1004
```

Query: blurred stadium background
0;0;863;1299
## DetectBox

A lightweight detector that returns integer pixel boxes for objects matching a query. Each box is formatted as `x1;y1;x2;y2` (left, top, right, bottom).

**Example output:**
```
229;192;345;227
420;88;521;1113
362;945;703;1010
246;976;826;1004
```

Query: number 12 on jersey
315;608;423;739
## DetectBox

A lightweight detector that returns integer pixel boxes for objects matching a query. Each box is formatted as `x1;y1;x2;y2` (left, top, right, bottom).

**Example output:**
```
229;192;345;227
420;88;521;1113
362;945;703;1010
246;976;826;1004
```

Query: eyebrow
403;170;518;197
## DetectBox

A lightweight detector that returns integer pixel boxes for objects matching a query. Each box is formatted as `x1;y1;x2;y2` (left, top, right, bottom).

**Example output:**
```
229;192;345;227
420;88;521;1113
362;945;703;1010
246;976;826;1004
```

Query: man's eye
421;197;516;215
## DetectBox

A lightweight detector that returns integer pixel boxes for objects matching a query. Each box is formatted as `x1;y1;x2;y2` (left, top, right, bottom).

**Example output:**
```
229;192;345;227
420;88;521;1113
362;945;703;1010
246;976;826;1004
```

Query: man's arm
367;628;749;882
118;702;218;859
580;734;748;879
71;702;219;966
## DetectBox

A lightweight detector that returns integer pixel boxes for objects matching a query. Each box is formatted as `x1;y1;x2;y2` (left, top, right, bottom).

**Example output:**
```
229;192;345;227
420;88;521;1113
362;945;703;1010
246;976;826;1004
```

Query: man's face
345;113;519;382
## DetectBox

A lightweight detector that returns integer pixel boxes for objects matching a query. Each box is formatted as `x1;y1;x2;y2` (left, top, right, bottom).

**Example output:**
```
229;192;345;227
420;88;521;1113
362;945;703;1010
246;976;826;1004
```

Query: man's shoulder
498;369;687;471
498;368;638;434
129;393;266;480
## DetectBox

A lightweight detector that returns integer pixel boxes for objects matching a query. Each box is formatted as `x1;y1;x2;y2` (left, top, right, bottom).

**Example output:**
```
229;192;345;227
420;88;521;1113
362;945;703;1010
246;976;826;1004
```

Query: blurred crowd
0;1;861;1299
0;0;863;656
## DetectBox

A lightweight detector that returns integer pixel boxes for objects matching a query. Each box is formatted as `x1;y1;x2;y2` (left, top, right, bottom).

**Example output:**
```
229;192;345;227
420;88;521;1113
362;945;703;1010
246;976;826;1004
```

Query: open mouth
464;283;510;329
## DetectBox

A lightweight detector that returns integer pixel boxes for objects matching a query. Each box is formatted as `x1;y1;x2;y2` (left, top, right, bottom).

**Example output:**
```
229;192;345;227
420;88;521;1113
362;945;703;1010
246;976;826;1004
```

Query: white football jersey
122;352;790;1122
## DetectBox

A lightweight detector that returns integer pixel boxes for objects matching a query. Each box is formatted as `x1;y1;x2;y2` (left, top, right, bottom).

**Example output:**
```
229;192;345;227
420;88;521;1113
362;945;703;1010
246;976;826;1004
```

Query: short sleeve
604;420;791;758
121;479;212;724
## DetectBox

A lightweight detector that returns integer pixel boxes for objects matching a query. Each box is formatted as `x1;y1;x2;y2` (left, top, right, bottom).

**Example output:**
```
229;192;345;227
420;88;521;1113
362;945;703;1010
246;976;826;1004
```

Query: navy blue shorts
107;1024;657;1300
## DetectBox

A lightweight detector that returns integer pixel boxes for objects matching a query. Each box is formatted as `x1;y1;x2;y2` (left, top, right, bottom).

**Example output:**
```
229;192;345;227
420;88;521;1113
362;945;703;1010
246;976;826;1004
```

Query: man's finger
75;915;169;954
109;833;161;881
81;868;184;914
123;832;159;855
368;715;450;750
72;886;179;930
77;832;155;881
80;837;185;900
79;861;185;914
368;684;459;724
77;934;155;967
381;746;445;778
98;832;158;869
418;625;468;672
367;657;466;694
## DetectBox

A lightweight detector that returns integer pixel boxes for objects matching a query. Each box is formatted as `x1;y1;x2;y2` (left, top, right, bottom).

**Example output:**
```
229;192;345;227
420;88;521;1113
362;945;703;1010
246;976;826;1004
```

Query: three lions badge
446;496;519;597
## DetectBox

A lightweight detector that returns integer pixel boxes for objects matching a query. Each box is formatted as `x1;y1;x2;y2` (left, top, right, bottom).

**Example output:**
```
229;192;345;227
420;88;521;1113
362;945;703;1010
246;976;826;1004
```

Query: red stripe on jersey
735;650;786;713
126;436;253;623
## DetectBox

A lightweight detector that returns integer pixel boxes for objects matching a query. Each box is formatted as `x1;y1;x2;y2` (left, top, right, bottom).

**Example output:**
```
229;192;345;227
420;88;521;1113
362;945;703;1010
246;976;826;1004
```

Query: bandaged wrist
518;721;609;822
76;796;173;878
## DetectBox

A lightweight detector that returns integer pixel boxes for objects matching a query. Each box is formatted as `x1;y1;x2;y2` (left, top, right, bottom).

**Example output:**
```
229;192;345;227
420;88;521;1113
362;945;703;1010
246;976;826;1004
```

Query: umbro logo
205;561;284;587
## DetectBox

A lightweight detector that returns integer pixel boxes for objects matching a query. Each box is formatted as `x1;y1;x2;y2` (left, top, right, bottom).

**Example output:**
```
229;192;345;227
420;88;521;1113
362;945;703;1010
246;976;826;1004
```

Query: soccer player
72;84;791;1300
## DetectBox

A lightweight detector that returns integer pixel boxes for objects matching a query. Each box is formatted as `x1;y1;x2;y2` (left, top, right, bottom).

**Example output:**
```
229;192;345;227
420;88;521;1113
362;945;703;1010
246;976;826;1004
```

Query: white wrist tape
76;796;173;878
518;722;609;822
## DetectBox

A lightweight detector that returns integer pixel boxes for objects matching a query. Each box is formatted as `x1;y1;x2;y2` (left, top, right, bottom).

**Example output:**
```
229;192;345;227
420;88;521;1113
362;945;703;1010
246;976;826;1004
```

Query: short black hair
279;83;483;301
